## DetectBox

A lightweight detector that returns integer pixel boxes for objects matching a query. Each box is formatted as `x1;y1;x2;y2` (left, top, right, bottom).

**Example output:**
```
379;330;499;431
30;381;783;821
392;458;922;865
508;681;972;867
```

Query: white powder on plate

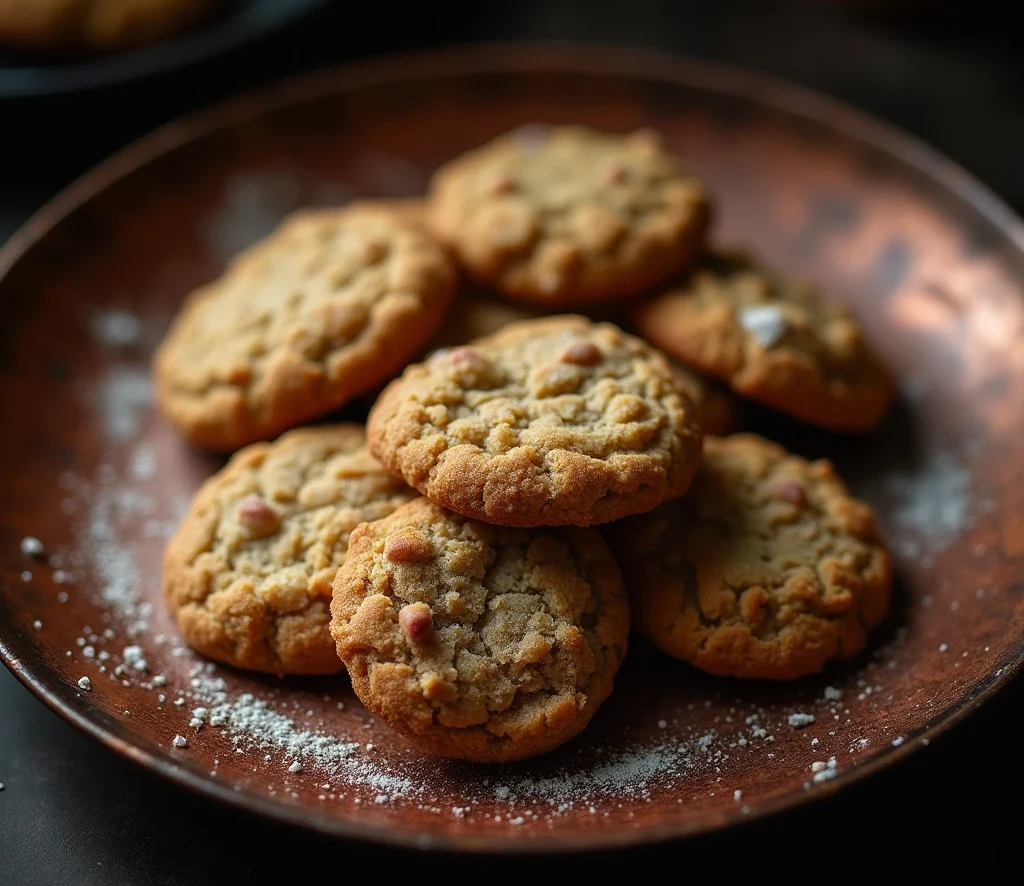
96;366;152;443
877;450;973;551
90;310;142;349
204;170;300;261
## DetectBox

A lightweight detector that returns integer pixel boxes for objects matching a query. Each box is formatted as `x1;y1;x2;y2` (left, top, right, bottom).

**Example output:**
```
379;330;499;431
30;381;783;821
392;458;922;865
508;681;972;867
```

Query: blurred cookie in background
0;0;217;52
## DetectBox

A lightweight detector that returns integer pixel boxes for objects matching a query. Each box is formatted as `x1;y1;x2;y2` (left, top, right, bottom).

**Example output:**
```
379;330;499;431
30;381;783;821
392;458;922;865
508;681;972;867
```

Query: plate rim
0;0;328;99
2;41;1024;853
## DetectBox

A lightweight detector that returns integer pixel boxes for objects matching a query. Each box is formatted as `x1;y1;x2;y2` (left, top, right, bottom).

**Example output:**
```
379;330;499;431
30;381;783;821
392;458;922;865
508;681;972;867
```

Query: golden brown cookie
428;125;710;306
612;434;892;680
368;315;704;527
163;425;415;675
0;0;214;51
634;252;895;432
154;203;456;451
330;497;630;761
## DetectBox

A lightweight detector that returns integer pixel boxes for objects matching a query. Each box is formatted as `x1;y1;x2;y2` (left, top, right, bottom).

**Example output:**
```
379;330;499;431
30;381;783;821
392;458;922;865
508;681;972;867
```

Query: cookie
163;425;415;675
368;315;704;527
633;252;894;432
330;497;630;761
428;125;711;306
612;434;892;680
0;0;214;51
154;203;456;451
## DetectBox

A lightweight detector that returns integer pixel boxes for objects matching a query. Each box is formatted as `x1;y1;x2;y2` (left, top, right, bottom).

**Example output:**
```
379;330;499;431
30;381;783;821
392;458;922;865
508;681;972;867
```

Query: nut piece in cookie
367;315;704;527
611;433;892;680
330;497;630;762
153;203;456;451
163;425;415;675
633;251;895;432
428;125;711;306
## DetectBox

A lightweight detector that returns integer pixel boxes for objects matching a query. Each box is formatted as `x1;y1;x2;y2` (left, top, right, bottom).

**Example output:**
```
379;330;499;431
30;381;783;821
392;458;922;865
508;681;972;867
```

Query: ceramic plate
3;45;1024;852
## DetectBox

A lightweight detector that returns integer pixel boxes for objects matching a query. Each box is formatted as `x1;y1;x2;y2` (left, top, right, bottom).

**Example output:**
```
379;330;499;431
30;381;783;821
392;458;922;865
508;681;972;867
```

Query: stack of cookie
157;125;894;763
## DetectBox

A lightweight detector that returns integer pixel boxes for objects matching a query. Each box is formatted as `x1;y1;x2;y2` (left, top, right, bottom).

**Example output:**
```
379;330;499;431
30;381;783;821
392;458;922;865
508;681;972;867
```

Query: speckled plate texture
3;45;1024;853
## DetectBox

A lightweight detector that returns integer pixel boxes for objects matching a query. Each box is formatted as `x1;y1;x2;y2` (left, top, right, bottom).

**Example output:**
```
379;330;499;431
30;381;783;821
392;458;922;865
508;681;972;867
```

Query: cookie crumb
77;676;92;691
20;536;45;558
788;712;815;728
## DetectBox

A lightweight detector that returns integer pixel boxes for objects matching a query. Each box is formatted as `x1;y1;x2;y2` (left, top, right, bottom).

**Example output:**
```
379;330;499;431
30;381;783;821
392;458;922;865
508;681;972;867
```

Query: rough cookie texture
164;425;415;674
368;316;704;527
154;203;456;451
330;497;630;761
429;125;711;305
612;434;892;680
0;0;214;51
634;252;895;431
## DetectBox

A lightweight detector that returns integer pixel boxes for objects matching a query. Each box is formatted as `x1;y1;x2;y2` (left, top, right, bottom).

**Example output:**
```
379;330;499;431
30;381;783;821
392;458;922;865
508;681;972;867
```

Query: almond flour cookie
612;434;892;680
0;0;214;51
163;425;415;675
429;125;711;306
634;252;895;432
154;203;456;451
368;316;704;527
330;497;630;761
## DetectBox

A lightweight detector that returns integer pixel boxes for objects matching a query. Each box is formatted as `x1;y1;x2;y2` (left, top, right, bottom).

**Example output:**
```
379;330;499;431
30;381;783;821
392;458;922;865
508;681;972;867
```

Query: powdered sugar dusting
867;448;974;555
96;367;152;443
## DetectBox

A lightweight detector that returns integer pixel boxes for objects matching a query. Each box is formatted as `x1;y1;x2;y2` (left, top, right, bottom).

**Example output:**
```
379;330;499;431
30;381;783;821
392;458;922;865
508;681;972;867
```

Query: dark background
2;1;1022;880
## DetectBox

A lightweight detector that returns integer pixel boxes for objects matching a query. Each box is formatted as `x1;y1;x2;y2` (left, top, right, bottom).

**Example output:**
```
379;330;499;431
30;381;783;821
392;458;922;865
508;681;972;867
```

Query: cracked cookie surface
633;252;894;431
154;203;456;451
367;315;704;527
164;425;415;674
611;434;892;680
330;497;630;761
428;125;710;305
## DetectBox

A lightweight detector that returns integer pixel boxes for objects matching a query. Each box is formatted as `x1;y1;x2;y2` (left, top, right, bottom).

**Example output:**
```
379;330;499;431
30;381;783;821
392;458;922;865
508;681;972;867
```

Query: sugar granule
77;676;92;691
172;735;188;748
32;620;42;630
20;536;45;558
788;713;815;728
90;309;142;349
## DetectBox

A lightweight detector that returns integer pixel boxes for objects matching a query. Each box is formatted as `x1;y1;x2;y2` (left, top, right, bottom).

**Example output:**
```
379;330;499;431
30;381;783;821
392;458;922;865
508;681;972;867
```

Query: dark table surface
2;1;1023;880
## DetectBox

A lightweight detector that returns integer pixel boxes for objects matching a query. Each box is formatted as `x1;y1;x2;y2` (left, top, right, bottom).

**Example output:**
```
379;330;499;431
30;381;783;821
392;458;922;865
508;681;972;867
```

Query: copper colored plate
3;45;1024;853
